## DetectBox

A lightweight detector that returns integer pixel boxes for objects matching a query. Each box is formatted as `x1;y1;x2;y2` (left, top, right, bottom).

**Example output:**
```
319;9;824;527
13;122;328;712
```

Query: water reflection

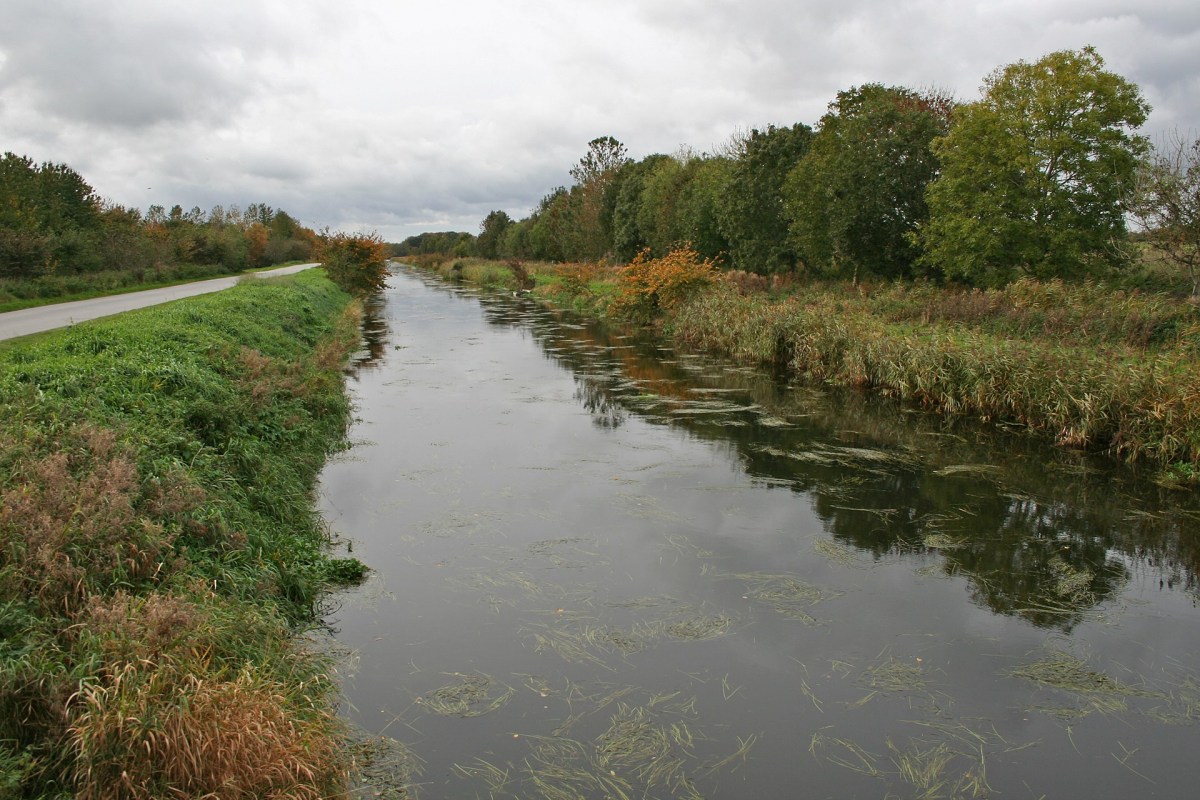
349;291;390;371
330;270;1200;799
476;292;1200;631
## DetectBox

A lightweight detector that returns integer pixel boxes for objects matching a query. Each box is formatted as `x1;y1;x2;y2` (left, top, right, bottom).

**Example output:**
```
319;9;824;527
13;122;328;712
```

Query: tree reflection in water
475;290;1200;632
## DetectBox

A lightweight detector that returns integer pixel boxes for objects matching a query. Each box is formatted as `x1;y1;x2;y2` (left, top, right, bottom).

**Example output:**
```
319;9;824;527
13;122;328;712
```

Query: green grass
0;270;363;797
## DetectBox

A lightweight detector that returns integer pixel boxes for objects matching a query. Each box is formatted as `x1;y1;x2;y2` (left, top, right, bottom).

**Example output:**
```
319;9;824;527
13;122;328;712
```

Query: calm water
320;267;1200;799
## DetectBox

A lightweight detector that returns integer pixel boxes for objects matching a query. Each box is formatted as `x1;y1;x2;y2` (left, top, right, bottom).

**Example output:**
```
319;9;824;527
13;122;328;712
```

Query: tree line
419;46;1195;294
0;152;319;281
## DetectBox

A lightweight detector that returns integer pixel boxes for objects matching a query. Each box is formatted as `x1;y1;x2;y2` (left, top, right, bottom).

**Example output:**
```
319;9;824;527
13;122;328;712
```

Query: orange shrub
612;246;718;321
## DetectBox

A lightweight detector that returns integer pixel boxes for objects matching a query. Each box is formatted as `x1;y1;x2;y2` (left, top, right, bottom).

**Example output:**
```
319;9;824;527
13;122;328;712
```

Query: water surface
321;267;1200;798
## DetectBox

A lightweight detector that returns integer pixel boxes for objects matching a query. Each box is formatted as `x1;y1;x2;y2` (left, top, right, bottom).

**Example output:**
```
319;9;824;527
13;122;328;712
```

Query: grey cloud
0;1;307;129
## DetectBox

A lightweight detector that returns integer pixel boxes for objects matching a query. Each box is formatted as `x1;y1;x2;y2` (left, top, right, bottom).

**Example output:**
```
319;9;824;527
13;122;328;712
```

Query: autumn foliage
318;231;390;295
611;246;718;321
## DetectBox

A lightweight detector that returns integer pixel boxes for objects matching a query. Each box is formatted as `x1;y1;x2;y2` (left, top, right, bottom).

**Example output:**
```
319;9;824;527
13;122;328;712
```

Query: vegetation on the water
0;270;363;797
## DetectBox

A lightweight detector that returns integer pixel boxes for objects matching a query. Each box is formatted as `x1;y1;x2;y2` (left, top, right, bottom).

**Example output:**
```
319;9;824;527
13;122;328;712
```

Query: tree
920;47;1150;286
609;154;673;262
1131;134;1200;299
476;210;513;259
568;136;631;260
673;156;733;263
784;85;951;280
570;135;629;187
717;123;813;274
0;152;102;276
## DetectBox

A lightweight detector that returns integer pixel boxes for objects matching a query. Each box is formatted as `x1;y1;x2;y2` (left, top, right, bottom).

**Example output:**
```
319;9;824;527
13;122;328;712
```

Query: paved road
0;263;320;342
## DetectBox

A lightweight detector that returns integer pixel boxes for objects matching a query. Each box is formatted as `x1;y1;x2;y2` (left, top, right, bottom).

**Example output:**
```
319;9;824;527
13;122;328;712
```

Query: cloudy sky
2;1;1198;241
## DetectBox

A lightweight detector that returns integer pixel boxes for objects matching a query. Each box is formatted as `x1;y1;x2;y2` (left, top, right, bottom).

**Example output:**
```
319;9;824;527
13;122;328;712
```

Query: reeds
669;282;1200;472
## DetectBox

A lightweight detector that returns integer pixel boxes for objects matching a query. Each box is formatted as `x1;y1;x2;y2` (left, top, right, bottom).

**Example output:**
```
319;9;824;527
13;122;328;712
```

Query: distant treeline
401;47;1198;296
0;152;319;280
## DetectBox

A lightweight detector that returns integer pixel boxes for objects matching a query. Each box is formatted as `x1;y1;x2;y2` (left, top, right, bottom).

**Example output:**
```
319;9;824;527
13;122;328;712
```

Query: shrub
319;232;389;295
611;246;718;323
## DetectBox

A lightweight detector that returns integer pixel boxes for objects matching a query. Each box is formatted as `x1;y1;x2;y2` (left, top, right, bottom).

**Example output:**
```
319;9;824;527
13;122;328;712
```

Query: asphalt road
0;263;320;342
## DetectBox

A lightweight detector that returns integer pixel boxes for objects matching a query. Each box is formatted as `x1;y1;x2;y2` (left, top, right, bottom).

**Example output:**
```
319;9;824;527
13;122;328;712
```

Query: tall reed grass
670;282;1200;471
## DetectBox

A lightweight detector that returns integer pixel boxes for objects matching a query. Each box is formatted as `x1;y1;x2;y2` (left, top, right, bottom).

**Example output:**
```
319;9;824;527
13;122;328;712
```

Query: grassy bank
0;269;363;797
410;255;1200;482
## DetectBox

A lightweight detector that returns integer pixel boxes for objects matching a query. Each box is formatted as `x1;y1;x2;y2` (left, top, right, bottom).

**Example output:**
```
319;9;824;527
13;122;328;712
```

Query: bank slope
0;270;363;798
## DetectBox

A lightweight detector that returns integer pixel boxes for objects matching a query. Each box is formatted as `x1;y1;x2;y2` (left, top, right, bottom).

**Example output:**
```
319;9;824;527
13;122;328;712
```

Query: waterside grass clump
407;254;1200;481
0;270;363;797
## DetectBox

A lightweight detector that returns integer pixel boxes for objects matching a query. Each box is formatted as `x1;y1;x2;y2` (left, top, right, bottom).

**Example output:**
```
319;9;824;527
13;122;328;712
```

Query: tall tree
476;209;513;259
784;85;951;280
919;47;1150;286
717;124;813;274
569;136;630;260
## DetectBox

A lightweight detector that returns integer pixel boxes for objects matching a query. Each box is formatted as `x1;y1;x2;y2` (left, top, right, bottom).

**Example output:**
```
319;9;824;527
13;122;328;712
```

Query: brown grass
70;661;346;800
0;425;187;616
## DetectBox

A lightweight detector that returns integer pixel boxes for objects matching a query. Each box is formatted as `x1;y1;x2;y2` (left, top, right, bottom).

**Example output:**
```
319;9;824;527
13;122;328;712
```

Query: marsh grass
0;271;361;795
669;282;1200;472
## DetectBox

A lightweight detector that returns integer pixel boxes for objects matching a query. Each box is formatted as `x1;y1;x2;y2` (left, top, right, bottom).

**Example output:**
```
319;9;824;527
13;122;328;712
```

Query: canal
320;266;1200;798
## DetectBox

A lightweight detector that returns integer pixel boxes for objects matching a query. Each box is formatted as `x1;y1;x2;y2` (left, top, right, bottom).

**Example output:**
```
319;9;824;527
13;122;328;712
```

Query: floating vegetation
814;537;861;567
932;463;1003;478
605;594;679;609
348;734;425;800
1007;650;1161;719
418;673;515;718
524;622;616;669
921;533;967;550
617;492;691;524
665;614;734;641
1048;555;1096;604
596;704;689;788
859;652;928;695
522;620;663;668
527;537;605;569
451;695;751;800
811;713;1027;797
456;568;546;604
732;571;836;623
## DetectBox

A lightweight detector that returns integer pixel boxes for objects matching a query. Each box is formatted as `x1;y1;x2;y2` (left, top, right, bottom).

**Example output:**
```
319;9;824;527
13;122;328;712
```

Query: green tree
610;154;673;262
0;152;102;276
636;156;687;257
784;85;951;280
717;123;813;274
920;46;1150;286
674;156;733;263
477;210;513;259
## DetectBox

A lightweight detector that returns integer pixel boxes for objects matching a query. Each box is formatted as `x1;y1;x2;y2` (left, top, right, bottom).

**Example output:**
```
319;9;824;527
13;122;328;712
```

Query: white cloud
1;0;1197;241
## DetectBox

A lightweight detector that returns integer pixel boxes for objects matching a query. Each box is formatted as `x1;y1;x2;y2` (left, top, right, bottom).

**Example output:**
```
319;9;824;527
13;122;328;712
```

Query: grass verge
0;269;364;797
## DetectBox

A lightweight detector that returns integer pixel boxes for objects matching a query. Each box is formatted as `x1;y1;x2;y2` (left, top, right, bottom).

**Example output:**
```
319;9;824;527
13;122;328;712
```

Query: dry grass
70;662;346;800
0;425;189;617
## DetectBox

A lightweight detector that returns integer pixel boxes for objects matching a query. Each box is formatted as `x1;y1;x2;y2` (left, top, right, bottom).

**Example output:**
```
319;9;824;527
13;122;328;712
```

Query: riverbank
409;254;1200;484
0;269;364;797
